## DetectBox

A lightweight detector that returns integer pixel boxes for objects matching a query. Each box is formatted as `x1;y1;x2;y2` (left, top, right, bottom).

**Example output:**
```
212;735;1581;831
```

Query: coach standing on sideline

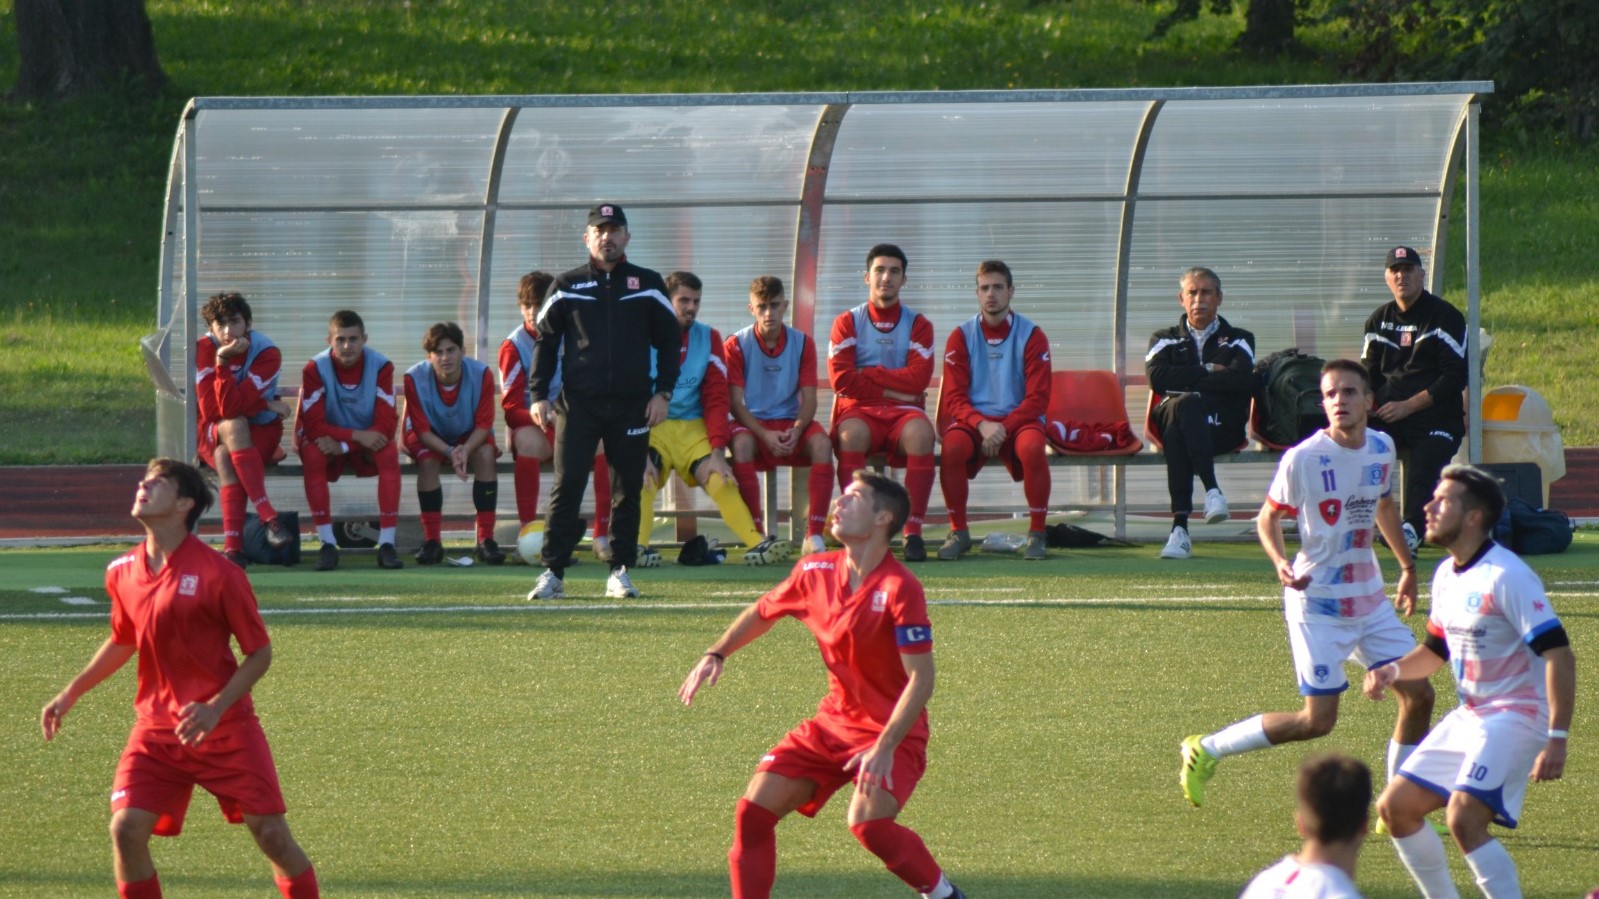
1361;246;1468;554
526;203;681;600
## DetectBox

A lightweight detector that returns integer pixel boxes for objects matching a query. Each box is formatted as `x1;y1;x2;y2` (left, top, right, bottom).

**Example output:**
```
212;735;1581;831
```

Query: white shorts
1285;604;1417;696
1399;706;1545;828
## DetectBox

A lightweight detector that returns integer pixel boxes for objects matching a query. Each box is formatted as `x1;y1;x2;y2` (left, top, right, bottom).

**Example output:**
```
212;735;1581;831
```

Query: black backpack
242;511;302;566
1507;499;1573;555
1255;349;1328;446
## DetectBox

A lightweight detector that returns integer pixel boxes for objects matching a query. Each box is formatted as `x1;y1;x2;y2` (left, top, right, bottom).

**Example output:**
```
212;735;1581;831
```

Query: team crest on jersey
1318;498;1342;525
178;574;199;596
1465;591;1483;612
871;590;888;612
1313;664;1330;683
1400;331;1413;347
1361;463;1387;486
627;276;640;290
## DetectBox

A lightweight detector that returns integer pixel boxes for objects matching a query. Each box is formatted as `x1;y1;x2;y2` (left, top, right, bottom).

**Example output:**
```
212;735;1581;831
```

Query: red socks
275;865;319;898
728;798;779;899
836;450;866;494
514;456;541;524
299;443;333;527
118;873;161;899
938;429;977;532
732;460;763;526
806;463;834;537
1017;428;1051;531
903;454;935;537
375;446;401;530
850;818;943;894
220;483;246;552
592;456;612;538
229;448;278;521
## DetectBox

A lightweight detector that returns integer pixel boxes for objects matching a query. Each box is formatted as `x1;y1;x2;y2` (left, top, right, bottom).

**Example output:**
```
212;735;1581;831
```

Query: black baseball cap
587;203;627;228
1385;246;1423;269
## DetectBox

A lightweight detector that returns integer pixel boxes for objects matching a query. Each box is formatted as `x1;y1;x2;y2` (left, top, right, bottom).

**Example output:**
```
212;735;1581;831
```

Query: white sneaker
1160;527;1193;560
1402;522;1421;553
743;536;791;566
605;566;639;598
527;570;565;600
1202;488;1229;524
802;534;827;556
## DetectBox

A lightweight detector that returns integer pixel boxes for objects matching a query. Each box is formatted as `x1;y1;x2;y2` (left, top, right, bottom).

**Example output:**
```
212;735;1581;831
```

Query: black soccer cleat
903;534;927;562
476;538;506;565
264;516;294;548
376;542;404;570
415;539;445;566
314;543;339;571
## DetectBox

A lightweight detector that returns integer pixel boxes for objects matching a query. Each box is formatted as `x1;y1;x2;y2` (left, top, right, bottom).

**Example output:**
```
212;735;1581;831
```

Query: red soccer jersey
404;366;498;443
723;327;820;391
295;354;397;447
756;550;933;744
107;534;272;740
940;315;1053;433
194;335;281;427
827;303;936;418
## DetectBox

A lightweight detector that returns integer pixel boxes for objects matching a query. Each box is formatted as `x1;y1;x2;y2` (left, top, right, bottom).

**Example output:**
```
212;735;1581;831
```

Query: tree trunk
12;0;166;99
1239;0;1298;54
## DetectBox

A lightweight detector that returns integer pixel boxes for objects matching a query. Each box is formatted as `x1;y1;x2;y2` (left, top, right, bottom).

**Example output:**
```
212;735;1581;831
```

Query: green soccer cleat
1179;734;1218;807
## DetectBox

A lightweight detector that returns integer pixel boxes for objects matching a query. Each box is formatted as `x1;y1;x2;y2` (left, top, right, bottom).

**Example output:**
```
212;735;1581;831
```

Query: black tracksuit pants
1370;416;1464;533
1151;392;1249;515
541;392;654;573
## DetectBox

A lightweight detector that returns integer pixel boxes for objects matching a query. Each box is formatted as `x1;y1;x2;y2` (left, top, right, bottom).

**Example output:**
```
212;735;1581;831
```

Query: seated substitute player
402;321;505;565
1180;359;1433;808
195;292;295;566
725;275;836;557
293;309;403;571
936;259;1053;561
679;472;967;899
1241;753;1372;899
40;458;319;899
828;243;938;562
1364;464;1576;899
499;269;614;560
636;271;789;567
1144;266;1256;561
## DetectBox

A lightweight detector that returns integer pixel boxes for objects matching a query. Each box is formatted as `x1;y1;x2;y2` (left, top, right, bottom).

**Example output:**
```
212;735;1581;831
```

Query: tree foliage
11;0;165;100
1148;0;1305;53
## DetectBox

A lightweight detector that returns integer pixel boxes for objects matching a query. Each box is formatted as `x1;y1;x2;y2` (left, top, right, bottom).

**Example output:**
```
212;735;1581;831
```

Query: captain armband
1528;625;1570;657
1423;631;1450;661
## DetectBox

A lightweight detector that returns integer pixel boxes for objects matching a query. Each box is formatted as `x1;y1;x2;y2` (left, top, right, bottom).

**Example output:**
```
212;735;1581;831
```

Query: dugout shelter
147;84;1492;533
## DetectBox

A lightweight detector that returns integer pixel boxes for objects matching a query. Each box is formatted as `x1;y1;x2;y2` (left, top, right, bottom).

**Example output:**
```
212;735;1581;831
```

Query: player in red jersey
294;309;404;570
195;292;295;566
725;275;835;556
828;244;939;562
498;270;614;559
680;471;967;899
41;458;318;899
403;321;505;565
937;260;1054;561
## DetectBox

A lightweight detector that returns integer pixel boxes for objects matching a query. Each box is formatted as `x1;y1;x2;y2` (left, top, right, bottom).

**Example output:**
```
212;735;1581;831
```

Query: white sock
1203;715;1271;758
379;526;396;545
1388;740;1418;781
317;524;336;545
1393;826;1462;899
1464;839;1521;899
923;875;954;899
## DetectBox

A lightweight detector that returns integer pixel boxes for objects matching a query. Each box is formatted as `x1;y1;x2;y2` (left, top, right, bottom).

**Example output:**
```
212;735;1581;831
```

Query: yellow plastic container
1480;386;1565;505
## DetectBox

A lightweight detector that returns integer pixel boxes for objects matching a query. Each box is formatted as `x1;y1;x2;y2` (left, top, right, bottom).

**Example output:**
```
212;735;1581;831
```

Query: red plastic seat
1045;370;1143;456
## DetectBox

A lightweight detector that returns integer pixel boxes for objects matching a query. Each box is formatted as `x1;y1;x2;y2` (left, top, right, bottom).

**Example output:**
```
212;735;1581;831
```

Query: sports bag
1256;349;1328;446
1507;499;1573;555
243;511;302;566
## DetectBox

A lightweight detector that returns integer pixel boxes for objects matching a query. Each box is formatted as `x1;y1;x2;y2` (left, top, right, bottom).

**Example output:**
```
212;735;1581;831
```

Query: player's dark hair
1179;266;1221;293
976;259;1012;287
201;292;253;327
329;309;365;332
666;271;703;295
146;457;213;532
1297;753;1371;844
749;275;784;302
865;243;908;272
519;271;554;310
423;322;465;354
1321;358;1372;393
1440;464;1507;533
854;471;910;536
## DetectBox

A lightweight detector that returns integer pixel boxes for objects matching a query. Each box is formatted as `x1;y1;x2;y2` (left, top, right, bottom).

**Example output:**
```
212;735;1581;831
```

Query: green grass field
1;0;1597;462
4;537;1597;897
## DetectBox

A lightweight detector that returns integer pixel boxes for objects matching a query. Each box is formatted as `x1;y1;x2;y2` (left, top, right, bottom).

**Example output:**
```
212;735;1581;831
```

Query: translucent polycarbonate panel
497;106;822;205
1123;196;1442;376
193;211;486;390
194;108;506;207
486;205;802;353
827;102;1152;199
1139;96;1468;196
813;201;1124;377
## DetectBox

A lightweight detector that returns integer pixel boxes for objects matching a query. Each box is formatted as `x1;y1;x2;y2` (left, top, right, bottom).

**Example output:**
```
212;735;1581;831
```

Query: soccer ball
516;521;545;564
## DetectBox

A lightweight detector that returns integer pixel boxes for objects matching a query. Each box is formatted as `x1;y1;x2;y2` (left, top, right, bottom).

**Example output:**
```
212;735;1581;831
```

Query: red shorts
831;406;930;467
942;420;1047;481
111;720;287;837
756;717;927;818
730;419;829;472
198;420;286;470
403;430;501;462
